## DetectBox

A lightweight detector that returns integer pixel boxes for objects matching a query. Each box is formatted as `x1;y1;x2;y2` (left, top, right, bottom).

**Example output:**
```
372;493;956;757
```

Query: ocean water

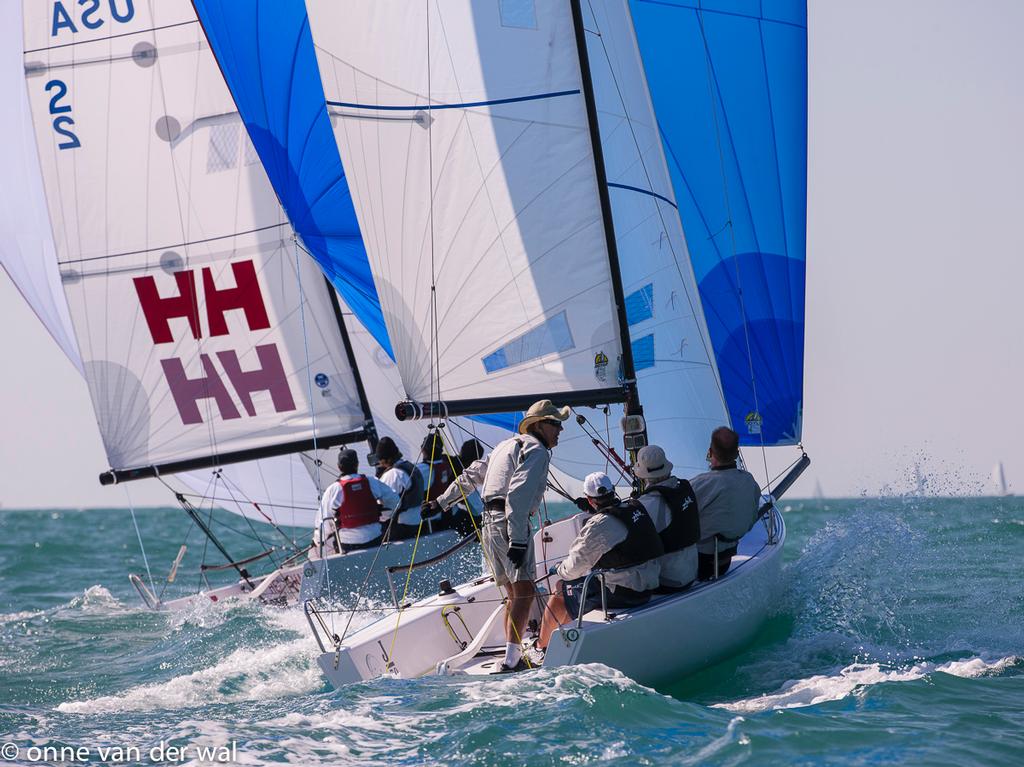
1;498;1022;766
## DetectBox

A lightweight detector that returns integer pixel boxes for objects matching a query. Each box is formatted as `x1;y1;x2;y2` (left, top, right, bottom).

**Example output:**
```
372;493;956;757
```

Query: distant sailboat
992;462;1012;497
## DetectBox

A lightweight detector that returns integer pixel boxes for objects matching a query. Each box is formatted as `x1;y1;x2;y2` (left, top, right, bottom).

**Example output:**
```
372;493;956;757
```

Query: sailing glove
420;500;440;519
507;542;529;568
573;497;590;512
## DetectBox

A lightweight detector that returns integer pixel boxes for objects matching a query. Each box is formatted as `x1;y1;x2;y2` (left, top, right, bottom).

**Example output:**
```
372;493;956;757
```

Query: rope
124;486;156;597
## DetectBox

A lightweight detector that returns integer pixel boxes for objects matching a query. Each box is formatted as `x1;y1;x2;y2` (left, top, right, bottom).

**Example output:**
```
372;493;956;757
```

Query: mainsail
629;0;808;446
304;0;632;418
22;0;374;484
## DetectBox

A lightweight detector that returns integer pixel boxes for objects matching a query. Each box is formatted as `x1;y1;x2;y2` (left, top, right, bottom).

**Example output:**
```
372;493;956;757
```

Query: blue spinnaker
193;0;390;357
630;0;807;445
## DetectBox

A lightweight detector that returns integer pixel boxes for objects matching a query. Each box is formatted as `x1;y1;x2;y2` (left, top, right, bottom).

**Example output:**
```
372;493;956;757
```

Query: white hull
311;509;785;688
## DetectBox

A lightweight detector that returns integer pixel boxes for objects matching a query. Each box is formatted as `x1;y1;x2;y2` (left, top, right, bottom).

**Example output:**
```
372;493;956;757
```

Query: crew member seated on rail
690;427;761;580
314;449;399;555
416;432;457;530
633;445;701;591
375;436;426;540
536;472;663;656
421;438;486;536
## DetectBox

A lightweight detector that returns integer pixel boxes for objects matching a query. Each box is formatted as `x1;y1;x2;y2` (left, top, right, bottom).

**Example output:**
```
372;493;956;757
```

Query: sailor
420;438;486;535
536;472;663;655
374;436;425;540
315;449;400;555
690;426;761;579
633;445;701;591
416;432;457;529
466;399;568;672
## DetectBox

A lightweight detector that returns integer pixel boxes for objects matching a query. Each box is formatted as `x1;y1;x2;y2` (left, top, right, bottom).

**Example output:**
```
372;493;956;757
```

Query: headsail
629;0;808;446
1;2;80;372
22;0;372;483
304;0;630;417
550;0;730;477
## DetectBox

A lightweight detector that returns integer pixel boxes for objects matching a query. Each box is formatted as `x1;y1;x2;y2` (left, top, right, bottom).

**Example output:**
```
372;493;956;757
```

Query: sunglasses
541;419;564;430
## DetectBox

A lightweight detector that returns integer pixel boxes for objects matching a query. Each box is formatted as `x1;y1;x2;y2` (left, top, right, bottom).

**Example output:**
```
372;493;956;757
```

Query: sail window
631;334;655;371
624;283;654;326
207;123;240;172
499;0;537;30
482;311;574;373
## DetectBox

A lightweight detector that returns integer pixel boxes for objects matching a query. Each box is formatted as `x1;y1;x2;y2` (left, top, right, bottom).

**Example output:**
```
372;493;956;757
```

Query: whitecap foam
67;585;124;612
56;637;321;713
717;655;1020;714
0;609;43;624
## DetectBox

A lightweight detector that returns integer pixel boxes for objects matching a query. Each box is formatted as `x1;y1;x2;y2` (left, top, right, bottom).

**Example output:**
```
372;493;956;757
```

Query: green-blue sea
2;498;1022;766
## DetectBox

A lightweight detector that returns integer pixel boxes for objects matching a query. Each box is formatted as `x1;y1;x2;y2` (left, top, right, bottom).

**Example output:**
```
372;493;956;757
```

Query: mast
569;0;646;453
324;276;378;452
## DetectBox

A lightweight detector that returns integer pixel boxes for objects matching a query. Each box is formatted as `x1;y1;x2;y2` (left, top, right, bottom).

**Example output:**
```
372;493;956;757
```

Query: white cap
634;445;673;480
583;472;615;498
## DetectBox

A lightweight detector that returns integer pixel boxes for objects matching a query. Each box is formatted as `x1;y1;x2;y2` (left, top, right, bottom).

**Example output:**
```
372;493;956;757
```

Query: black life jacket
594;499;665;570
643;477;700;552
394;458;425;511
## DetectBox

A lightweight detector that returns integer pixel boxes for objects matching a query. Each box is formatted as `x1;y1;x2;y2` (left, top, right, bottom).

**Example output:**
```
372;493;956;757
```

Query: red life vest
335;475;381;529
421;459;454;502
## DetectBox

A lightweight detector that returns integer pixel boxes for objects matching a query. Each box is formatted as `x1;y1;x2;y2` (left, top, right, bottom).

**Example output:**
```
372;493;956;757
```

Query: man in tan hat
449;399;569;672
633;445;700;590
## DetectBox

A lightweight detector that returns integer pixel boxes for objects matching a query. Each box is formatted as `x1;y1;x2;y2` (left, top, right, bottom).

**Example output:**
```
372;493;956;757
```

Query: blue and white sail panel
191;0;391;359
549;0;729;480
22;0;366;474
304;0;623;406
629;0;807;445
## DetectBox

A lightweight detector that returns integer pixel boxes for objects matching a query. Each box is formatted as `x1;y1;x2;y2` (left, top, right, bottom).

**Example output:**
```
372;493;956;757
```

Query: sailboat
13;0;501;610
282;0;810;687
992;462;1011;497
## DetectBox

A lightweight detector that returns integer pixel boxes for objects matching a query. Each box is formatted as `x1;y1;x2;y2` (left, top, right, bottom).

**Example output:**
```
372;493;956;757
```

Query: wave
56;636;321;714
717;655;1021;714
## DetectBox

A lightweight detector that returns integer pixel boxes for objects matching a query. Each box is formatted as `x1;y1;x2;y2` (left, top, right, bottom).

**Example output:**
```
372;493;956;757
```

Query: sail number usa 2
45;80;80;150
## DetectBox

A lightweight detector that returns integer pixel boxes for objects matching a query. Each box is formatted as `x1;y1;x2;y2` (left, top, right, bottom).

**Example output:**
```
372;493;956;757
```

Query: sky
2;0;1023;508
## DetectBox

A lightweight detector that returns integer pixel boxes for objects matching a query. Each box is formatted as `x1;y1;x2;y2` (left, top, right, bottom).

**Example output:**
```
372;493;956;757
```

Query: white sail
0;2;80;372
22;1;368;476
305;0;624;405
992;462;1009;497
552;0;730;479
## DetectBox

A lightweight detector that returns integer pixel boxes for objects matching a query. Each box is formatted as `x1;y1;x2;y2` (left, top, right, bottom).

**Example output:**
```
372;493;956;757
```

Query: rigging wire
124;485;156;598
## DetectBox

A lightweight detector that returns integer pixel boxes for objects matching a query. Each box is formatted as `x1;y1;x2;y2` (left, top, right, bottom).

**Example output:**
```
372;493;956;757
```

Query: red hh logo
133;261;296;425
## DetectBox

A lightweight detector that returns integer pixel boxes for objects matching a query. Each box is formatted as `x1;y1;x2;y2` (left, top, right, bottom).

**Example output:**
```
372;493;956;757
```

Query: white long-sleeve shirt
456;434;549;545
556;512;660;593
315;473;400;548
378;465;413;523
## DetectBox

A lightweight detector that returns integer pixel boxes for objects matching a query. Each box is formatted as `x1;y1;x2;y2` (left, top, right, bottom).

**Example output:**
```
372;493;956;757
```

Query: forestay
629;0;808;446
305;0;625;410
22;0;368;481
